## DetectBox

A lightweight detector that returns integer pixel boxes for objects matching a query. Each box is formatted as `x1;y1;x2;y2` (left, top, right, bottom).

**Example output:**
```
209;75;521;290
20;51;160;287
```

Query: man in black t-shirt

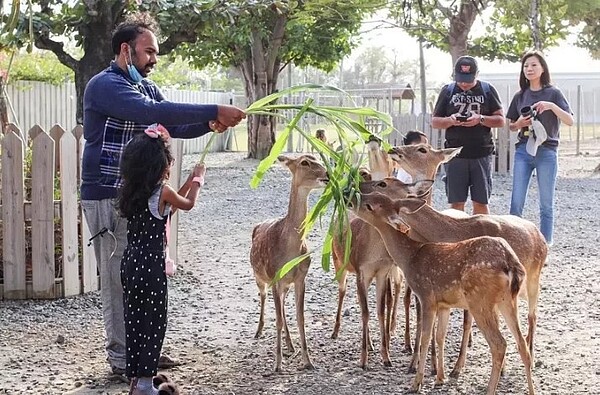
432;56;505;215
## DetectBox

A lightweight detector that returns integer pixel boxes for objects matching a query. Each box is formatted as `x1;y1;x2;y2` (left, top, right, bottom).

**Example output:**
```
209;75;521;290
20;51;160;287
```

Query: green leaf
249;97;314;189
270;252;312;285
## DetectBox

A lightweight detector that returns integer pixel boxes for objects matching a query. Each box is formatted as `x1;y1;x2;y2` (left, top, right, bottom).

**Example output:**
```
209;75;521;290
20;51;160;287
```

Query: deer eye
377;181;387;188
366;203;374;212
300;160;309;166
418;147;427;153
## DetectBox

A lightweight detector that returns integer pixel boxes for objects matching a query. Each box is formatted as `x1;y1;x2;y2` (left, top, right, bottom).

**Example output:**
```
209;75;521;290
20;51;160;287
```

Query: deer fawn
351;192;535;395
250;154;328;372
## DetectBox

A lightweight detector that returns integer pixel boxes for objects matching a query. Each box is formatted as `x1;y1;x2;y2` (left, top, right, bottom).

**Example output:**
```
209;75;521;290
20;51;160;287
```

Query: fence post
1;125;27;299
576;85;582;156
58;126;80;297
30;125;56;299
77;129;99;293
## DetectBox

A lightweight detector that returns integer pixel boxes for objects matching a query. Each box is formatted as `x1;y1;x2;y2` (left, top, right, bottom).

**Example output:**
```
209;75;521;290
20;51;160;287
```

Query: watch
479;115;486;125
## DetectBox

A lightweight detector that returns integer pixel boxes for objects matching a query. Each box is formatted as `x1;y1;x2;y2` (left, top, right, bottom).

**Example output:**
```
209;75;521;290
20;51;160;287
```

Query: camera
520;106;537;119
456;111;471;122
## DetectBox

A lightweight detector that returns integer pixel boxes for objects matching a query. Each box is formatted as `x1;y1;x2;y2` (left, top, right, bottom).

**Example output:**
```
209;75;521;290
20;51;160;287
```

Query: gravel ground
1;139;599;395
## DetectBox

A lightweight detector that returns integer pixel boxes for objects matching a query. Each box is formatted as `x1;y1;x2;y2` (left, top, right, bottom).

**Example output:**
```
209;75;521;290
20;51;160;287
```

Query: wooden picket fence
0;123;184;300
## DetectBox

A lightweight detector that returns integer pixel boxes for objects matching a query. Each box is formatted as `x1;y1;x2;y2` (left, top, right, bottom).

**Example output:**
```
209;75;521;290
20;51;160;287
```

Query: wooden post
79;133;99;293
576;85;582;156
30;126;56;299
58;126;80;296
1;126;27;299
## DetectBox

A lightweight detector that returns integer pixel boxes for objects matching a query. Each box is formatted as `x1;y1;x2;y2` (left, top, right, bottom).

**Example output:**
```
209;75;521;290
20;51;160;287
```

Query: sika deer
360;177;547;374
387;144;463;360
331;139;402;369
250;154;328;372
351;192;535;395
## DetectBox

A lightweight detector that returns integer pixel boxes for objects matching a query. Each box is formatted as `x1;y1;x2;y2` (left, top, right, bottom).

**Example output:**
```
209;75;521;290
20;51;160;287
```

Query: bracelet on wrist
192;176;204;186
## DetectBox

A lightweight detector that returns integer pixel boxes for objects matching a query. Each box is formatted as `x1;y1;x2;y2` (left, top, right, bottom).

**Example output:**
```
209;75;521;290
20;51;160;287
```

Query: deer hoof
407;365;417;374
449;368;461;379
434;377;445;386
404;345;413;354
409;382;421;393
302;362;315;371
383;360;393;368
430;368;437;376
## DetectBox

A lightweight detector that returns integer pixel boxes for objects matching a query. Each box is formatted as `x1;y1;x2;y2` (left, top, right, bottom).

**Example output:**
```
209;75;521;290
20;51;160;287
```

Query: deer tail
509;256;526;298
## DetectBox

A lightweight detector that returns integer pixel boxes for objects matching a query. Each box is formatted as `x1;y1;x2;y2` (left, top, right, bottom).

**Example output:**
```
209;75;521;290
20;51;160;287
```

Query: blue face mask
127;46;144;83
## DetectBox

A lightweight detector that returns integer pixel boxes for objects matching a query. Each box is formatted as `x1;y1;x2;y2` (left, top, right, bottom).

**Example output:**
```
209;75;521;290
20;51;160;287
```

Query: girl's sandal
158;382;180;395
153;373;172;388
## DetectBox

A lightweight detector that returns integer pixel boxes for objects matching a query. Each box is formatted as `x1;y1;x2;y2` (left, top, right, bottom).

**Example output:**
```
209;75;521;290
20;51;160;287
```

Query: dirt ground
1;139;599;395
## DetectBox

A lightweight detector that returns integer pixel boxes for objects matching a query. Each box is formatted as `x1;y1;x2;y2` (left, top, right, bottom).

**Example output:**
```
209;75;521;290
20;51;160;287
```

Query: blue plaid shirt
81;62;218;200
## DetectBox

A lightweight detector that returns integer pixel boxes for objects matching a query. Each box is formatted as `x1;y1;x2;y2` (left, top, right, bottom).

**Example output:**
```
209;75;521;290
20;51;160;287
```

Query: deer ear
277;155;292;167
399;197;426;214
441;147;462;163
410;180;433;197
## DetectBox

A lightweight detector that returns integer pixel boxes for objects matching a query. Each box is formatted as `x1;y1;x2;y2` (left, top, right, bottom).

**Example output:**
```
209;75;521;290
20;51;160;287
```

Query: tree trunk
447;1;485;64
0;75;8;133
240;14;287;159
529;0;542;50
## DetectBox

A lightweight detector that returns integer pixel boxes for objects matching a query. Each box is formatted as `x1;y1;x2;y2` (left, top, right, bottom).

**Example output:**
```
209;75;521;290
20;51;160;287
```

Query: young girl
506;51;573;246
118;124;205;394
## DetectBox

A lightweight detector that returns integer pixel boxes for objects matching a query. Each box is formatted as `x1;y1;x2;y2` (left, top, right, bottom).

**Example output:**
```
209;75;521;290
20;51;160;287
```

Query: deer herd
249;139;546;394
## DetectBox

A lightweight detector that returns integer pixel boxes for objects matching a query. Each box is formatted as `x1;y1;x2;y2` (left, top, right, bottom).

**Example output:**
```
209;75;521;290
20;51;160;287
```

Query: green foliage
471;0;570;62
244;83;393;282
388;0;599;63
171;0;383;72
0;51;73;84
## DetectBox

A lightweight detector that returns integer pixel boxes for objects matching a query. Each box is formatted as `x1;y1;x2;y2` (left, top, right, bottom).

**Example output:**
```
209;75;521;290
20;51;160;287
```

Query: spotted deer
351;192;535;395
386;144;463;363
359;177;547;375
250;154;328;372
330;139;402;369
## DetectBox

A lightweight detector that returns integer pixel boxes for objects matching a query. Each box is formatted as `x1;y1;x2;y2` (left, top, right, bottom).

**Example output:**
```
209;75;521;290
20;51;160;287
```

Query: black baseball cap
453;56;478;83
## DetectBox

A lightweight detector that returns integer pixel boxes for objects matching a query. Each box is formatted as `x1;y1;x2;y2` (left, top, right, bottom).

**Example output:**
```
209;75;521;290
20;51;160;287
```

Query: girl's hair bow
144;123;170;140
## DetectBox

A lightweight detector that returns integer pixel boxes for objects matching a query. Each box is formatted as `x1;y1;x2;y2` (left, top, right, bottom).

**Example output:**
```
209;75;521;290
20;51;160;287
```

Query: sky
353;13;600;86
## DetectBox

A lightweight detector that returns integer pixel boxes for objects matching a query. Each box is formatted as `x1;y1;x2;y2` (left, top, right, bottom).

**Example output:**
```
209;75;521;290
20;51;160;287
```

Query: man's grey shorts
444;155;493;204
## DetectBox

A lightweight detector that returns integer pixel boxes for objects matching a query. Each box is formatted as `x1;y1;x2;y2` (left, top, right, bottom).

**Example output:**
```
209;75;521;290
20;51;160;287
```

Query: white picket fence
4;81;234;155
0;123;185;299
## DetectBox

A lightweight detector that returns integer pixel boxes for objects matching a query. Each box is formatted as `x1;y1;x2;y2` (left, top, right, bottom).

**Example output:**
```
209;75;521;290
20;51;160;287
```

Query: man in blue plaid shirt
81;12;245;379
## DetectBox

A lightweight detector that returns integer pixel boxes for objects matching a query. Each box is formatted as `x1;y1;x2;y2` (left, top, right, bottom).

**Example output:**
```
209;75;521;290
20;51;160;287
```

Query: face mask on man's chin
126;46;144;83
127;63;144;83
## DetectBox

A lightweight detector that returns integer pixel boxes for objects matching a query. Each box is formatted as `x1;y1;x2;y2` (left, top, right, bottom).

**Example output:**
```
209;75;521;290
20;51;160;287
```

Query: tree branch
35;35;78;71
160;31;199;55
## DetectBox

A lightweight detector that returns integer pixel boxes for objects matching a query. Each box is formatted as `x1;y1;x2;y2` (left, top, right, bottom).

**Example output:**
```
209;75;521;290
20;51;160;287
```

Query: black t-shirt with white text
433;81;503;159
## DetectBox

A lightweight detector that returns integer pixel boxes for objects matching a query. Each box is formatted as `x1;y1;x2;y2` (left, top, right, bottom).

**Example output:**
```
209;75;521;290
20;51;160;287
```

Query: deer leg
331;268;348;339
272;286;285;372
281;288;295;355
294;278;314;370
403;283;413;353
526;271;541;365
408;296;422;373
450;310;473;378
410;303;436;394
254;281;267;339
356;270;371;370
469;308;506;395
498;299;535;394
376;273;392;367
434;308;450;386
390;269;402;337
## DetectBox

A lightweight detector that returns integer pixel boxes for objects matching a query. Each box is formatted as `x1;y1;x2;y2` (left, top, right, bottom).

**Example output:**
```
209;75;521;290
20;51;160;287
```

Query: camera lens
520;106;533;117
